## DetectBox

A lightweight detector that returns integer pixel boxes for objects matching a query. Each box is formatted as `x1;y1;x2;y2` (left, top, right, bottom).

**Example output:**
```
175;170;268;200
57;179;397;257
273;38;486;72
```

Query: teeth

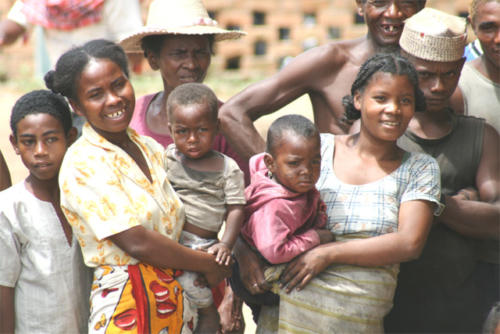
106;110;124;118
383;121;399;126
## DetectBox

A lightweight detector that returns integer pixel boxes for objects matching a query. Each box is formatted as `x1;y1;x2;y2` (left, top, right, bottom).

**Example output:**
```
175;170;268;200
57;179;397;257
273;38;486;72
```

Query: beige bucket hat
399;8;467;62
120;0;246;53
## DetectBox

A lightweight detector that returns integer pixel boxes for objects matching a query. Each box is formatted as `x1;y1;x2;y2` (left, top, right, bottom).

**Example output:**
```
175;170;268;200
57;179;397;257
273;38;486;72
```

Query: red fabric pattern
21;0;104;30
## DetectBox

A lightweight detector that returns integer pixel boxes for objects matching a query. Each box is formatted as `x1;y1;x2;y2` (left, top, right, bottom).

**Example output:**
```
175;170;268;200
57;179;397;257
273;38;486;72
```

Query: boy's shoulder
0;181;28;205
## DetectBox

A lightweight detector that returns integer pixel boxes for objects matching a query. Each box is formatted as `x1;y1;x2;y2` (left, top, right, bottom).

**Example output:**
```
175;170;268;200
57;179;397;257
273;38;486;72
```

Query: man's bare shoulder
326;37;368;61
304;37;369;71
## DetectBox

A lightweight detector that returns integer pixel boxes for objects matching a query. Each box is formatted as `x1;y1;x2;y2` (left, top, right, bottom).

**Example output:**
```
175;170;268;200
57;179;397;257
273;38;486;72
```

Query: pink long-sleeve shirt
241;153;327;264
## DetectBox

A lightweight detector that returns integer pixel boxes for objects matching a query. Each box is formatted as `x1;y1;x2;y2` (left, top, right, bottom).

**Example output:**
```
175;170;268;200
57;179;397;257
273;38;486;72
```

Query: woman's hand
281;246;331;293
233;238;271;294
204;261;233;288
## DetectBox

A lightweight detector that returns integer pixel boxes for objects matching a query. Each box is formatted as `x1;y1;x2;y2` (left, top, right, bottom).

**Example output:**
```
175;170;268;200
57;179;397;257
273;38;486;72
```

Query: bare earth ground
0;68;312;334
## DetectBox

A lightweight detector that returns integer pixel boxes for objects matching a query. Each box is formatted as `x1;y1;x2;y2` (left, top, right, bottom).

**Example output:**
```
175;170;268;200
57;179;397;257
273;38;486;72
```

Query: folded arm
244;202;321;264
438;124;500;239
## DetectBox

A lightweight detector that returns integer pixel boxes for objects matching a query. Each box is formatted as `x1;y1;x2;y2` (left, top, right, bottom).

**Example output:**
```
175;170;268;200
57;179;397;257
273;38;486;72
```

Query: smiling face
10;113;72;181
147;35;212;92
472;1;500;71
356;72;415;142
358;0;425;48
265;132;321;194
71;58;135;139
168;102;218;160
404;53;464;113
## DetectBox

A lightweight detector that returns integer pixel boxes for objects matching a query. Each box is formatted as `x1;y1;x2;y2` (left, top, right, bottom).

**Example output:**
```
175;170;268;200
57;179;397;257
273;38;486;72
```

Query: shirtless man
220;0;426;160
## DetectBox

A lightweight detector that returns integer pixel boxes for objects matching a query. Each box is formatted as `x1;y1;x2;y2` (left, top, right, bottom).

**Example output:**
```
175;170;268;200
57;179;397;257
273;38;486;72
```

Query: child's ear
9;134;20;155
66;127;78;146
167;122;173;135
263;153;276;174
69;99;84;117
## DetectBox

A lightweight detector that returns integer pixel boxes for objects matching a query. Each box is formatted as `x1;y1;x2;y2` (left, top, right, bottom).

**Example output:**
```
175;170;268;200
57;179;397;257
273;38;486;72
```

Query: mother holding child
235;53;444;333
45;39;231;333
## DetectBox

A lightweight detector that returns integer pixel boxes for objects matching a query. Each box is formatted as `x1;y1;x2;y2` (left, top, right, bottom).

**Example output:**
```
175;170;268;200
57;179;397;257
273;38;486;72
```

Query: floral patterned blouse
59;123;185;267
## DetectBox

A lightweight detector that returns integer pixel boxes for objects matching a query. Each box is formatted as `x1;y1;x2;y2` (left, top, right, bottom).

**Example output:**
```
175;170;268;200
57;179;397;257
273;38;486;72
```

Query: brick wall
206;0;473;75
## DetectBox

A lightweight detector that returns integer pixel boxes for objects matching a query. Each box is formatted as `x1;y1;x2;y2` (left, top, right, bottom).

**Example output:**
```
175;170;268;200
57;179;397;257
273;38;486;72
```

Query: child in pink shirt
241;115;334;284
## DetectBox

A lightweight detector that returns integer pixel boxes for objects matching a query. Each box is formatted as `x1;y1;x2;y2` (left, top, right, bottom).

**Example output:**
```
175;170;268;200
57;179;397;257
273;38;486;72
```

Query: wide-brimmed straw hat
399;8;467;62
120;0;246;53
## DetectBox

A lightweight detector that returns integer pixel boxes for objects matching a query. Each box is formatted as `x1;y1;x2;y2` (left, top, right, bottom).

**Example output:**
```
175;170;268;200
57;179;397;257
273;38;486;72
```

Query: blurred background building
0;0;474;79
205;0;472;74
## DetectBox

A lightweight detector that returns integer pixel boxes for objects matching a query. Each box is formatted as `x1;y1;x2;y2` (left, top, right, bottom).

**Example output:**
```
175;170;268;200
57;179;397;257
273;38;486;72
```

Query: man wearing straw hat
219;0;426;161
120;1;247;333
384;8;500;332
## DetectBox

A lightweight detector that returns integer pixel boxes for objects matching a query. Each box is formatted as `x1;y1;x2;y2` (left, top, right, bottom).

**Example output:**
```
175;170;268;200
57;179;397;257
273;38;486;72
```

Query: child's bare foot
195;305;220;333
218;285;245;333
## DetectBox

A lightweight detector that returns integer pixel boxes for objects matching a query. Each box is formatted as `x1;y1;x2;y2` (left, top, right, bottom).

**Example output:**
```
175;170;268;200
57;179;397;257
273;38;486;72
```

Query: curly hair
166;83;219;122
266;114;319;156
342;53;426;121
10;90;73;138
44;39;129;102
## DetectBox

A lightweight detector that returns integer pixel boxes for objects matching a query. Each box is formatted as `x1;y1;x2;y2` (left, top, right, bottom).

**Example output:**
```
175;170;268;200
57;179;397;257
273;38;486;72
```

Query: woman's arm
281;199;435;292
110;226;231;287
0;286;15;333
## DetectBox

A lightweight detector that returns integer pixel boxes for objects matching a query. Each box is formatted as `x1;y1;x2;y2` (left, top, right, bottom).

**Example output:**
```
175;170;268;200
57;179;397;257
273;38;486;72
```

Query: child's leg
196;304;220;333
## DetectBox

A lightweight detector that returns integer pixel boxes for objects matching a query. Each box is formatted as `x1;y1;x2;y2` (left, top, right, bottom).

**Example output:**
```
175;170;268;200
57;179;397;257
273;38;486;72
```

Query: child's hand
315;229;335;244
208;242;233;266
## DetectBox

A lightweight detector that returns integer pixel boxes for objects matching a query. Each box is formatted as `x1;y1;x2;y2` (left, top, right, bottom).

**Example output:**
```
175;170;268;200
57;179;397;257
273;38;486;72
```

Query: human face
265;133;321;194
71;58;135;139
10;113;72;181
148;35;211;91
358;0;425;48
168;103;218;160
472;1;500;70
356;72;415;142
405;54;464;113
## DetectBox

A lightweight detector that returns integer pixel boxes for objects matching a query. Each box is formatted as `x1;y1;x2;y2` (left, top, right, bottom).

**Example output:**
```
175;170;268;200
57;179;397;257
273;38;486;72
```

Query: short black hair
141;34;215;58
44;39;129;102
167;83;219;122
266;114;319;156
342;53;426;121
10;90;73;138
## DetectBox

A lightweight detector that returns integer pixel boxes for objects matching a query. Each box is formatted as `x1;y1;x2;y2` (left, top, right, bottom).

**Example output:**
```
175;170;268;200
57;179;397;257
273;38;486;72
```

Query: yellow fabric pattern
60;124;185;267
